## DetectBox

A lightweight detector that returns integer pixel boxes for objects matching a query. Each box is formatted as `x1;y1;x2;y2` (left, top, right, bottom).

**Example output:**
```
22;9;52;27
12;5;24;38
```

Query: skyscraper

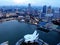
42;5;47;14
47;6;52;14
52;9;55;13
59;8;60;13
41;5;47;18
59;8;60;18
28;3;31;8
27;3;32;15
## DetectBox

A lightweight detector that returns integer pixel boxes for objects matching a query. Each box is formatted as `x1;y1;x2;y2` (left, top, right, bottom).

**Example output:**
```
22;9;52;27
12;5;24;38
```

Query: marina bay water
0;20;60;45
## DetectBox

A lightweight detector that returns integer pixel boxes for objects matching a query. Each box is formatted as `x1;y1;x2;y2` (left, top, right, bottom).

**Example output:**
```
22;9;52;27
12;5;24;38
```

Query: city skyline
0;0;60;7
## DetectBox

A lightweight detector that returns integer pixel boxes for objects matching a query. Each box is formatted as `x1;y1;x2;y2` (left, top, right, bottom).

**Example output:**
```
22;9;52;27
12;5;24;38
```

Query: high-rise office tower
42;5;47;14
59;8;60;13
45;6;53;21
59;8;60;18
28;3;31;9
52;9;55;13
47;6;52;14
27;3;32;15
41;5;47;18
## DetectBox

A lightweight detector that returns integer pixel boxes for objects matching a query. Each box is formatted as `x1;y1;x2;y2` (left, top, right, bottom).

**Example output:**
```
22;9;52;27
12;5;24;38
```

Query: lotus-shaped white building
24;30;39;43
